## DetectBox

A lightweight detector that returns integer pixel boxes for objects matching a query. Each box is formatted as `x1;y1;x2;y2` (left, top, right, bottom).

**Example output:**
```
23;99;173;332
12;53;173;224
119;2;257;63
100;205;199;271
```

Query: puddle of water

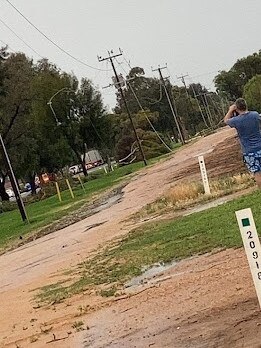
183;196;232;216
83;221;106;232
125;261;177;288
194;148;213;158
92;194;122;214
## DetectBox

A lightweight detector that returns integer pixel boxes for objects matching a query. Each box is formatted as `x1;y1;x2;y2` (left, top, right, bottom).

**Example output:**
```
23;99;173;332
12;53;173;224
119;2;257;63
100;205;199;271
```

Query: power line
187;75;217;127
0;38;16;53
191;70;220;79
115;57;172;152
126;82;172;152
152;65;185;145
0;17;43;58
187;80;209;128
98;49;147;166
177;73;210;128
177;73;189;97
116;56;164;105
5;0;110;72
146;83;163;105
122;54;132;70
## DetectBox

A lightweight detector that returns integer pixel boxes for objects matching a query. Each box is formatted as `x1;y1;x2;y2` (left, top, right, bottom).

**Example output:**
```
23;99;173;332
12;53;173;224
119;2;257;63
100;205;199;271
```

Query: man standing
224;98;261;188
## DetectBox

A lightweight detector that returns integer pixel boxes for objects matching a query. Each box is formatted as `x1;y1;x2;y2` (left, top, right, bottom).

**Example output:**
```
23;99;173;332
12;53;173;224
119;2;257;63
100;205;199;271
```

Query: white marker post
235;208;261;308
198;155;210;194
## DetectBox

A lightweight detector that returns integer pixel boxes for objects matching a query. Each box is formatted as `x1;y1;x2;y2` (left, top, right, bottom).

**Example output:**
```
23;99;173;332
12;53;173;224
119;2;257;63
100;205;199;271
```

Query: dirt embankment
1;127;259;348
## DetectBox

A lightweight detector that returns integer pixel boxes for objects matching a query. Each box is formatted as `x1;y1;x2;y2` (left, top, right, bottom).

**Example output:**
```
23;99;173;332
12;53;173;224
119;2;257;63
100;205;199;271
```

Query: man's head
235;98;247;112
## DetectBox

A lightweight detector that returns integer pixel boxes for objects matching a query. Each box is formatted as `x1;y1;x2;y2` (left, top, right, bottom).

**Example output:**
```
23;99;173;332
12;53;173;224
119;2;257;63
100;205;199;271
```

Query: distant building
81;150;103;168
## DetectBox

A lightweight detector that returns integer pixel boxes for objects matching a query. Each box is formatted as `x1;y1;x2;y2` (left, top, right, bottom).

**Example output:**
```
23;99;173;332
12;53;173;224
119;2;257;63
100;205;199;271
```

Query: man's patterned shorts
243;150;261;173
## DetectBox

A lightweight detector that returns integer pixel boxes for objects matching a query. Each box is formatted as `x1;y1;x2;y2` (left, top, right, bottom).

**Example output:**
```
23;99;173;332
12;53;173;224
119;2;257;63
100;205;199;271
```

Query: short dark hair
235;98;247;111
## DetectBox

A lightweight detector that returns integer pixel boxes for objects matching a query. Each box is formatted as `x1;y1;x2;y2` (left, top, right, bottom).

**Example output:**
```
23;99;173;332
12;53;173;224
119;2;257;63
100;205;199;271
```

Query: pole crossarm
98;49;147;166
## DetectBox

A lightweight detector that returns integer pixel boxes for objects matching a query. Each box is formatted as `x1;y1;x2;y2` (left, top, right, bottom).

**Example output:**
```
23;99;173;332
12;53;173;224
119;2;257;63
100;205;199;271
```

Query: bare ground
1;127;260;348
77;249;261;348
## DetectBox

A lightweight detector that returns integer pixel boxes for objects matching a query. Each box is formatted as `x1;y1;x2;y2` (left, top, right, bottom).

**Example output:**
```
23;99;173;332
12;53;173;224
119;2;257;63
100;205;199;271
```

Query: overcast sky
1;0;261;110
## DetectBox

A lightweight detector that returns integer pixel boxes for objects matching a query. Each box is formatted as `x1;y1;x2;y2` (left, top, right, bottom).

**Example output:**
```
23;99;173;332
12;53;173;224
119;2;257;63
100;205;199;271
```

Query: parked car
86;163;93;169
69;165;81;175
24;183;31;192
6;189;15;198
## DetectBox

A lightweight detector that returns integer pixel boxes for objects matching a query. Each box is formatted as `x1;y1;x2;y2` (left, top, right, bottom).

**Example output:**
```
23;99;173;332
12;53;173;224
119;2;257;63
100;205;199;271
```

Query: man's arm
224;104;237;124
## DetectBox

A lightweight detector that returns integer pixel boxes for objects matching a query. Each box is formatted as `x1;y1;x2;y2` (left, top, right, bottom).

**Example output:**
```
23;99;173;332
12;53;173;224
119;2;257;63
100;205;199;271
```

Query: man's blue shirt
227;111;261;154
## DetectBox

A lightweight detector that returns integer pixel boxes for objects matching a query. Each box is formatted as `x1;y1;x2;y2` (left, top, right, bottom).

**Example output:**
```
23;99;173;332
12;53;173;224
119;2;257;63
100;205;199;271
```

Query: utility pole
153;66;185;145
207;92;223;121
203;93;214;125
177;73;195;132
196;92;214;127
0;133;28;222
188;82;208;128
98;50;147;166
178;74;210;128
177;74;189;98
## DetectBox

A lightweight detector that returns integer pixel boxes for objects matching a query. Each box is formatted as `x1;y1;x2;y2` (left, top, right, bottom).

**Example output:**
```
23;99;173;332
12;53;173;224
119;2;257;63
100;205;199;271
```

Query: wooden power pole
98;50;147;166
153;66;185;144
0;133;28;222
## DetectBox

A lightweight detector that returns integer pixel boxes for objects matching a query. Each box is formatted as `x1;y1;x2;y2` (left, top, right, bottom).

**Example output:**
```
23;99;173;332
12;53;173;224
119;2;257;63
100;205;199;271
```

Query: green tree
114;67;180;136
0;50;34;200
215;51;261;99
113;110;170;162
0;49;111;200
244;75;261;111
50;78;109;176
29;59;75;186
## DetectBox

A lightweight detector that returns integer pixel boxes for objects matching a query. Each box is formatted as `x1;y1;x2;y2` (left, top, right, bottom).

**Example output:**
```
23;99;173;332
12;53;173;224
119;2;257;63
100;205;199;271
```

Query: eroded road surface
1;127;259;348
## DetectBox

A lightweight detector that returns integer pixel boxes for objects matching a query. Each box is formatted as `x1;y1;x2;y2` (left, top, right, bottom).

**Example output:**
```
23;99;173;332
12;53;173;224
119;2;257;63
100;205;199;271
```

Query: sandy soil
0;126;259;348
77;249;261;348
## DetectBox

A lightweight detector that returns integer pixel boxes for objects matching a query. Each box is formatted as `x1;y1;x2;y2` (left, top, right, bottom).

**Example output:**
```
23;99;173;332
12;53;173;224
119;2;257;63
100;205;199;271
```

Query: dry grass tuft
132;173;255;221
210;173;254;195
166;182;204;205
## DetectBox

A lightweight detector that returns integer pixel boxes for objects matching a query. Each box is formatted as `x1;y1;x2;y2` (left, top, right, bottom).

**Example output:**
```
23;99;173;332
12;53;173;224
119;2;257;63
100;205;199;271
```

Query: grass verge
132;173;254;221
0;162;143;252
36;188;261;304
0;151;174;253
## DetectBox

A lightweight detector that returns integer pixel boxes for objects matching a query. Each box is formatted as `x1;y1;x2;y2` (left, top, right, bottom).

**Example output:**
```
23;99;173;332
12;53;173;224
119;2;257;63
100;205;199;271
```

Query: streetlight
47;87;88;175
0;134;28;222
47;87;80;125
47;87;72;125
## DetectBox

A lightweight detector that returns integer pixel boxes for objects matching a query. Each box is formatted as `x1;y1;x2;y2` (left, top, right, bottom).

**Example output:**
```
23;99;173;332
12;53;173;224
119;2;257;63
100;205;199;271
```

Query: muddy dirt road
1;127;258;348
77;249;261;348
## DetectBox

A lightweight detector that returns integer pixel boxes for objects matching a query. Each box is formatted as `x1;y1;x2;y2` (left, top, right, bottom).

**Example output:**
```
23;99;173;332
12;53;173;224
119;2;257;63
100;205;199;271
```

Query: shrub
0;201;17;214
